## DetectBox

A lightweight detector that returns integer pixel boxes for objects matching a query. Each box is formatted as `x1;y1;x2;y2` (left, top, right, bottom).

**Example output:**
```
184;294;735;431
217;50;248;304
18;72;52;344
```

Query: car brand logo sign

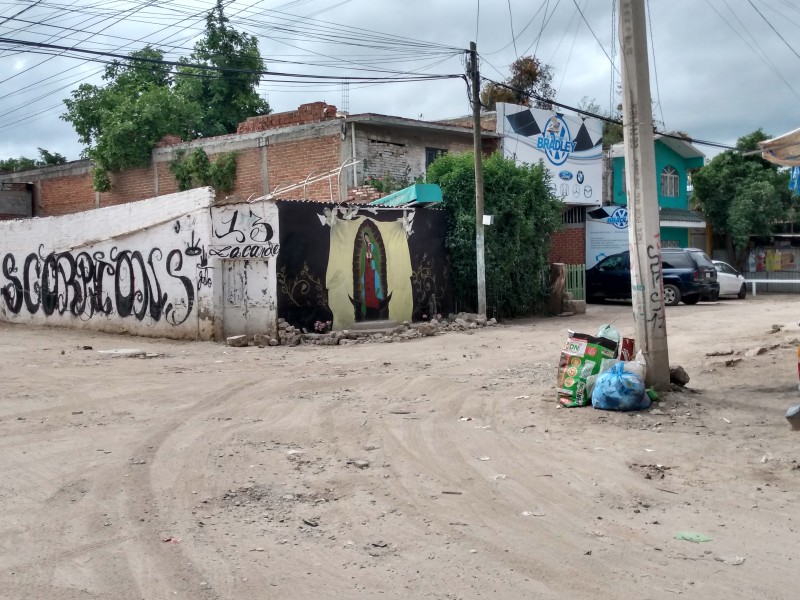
608;207;628;229
536;114;576;166
559;170;573;181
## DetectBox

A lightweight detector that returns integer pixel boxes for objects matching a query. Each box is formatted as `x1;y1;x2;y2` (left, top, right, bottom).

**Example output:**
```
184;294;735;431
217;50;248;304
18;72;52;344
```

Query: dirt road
1;297;799;599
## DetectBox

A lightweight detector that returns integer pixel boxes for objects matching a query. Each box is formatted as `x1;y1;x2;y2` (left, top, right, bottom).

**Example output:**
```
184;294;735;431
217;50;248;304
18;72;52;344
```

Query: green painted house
611;135;706;249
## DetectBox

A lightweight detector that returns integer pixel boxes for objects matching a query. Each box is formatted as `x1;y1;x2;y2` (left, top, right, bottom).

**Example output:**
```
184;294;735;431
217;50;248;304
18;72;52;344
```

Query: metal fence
742;271;800;294
565;264;586;301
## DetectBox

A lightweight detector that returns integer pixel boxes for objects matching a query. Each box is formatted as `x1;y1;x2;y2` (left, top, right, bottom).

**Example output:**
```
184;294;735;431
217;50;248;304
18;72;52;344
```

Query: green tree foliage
170;148;238;193
61;1;269;191
0;148;67;172
62;46;200;190
175;0;270;138
480;56;555;111
427;152;562;317
692;129;794;267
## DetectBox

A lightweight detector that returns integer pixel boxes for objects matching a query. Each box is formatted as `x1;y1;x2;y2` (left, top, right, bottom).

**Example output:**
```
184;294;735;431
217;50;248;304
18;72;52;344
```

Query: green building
611;135;706;249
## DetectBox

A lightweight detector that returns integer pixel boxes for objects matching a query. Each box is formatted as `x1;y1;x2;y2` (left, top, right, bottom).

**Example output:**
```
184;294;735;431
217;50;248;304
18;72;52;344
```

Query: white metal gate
222;259;274;339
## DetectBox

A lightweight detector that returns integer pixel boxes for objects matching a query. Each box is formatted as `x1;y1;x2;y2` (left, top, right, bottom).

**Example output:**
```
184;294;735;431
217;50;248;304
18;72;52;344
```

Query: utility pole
468;41;487;316
619;0;670;389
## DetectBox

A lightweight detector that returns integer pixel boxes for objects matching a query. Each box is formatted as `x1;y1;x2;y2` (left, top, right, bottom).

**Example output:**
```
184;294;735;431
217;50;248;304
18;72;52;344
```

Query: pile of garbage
556;324;655;412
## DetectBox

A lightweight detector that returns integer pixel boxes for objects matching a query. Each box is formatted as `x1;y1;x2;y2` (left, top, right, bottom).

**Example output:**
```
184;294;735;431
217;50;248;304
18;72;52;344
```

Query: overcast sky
1;0;799;164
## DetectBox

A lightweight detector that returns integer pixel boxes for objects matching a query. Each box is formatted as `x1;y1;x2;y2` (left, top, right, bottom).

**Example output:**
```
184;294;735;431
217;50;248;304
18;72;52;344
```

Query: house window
425;147;448;167
661;166;679;197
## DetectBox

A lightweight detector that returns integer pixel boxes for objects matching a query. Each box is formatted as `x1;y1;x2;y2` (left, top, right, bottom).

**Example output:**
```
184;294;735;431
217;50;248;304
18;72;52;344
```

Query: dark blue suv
587;248;719;306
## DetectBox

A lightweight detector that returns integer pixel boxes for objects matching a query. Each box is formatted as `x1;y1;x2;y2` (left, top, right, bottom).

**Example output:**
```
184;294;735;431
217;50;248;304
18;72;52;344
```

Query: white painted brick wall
0;188;217;340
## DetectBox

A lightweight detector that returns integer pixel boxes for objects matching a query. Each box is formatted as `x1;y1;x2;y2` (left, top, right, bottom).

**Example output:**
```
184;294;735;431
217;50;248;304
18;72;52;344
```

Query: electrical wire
480;75;736;151
747;0;800;62
571;0;619;75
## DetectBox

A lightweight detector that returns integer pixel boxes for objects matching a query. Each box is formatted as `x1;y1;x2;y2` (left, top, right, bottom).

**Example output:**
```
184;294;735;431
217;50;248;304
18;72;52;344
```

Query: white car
713;260;747;299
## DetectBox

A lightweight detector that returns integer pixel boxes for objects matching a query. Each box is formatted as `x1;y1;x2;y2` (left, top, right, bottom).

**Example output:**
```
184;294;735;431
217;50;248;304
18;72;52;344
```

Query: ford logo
559;170;573;181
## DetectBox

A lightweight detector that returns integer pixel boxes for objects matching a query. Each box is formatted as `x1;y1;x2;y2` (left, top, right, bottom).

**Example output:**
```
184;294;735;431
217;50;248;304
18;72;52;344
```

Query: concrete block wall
354;125;474;186
0;188;217;340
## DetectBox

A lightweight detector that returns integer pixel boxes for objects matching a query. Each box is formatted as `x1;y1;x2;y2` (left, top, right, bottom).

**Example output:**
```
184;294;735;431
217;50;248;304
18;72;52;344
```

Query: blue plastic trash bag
591;362;650;411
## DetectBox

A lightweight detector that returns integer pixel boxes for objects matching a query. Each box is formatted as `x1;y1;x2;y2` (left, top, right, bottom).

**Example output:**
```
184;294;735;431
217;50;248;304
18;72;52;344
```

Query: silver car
713;260;747;299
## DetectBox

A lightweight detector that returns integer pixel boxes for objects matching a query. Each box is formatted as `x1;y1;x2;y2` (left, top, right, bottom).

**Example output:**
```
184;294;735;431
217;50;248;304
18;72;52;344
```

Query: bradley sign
497;104;603;206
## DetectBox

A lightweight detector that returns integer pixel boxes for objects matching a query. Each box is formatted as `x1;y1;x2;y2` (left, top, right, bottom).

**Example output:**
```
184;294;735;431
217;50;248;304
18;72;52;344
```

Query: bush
427;152;562;317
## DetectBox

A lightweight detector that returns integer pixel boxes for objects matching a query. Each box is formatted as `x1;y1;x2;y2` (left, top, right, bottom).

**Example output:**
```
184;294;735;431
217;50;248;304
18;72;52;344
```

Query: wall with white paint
0;188;218;340
209;200;280;340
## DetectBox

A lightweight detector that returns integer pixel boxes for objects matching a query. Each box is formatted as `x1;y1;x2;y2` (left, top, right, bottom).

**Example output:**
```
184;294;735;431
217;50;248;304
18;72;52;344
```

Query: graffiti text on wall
211;208;279;259
1;245;195;325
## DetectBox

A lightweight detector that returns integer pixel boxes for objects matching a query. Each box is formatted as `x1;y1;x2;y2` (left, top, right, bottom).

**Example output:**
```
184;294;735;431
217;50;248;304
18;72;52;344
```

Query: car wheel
682;294;700;305
738;283;747;299
664;284;681;306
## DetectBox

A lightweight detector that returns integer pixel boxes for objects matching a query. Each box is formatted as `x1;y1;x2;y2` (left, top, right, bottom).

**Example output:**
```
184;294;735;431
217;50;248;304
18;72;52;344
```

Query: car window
662;253;692;269
598;254;626;271
715;262;736;275
689;251;714;268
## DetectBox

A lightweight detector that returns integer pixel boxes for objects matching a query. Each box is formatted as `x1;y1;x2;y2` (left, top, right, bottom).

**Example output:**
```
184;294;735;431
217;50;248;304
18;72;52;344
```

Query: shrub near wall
427;152;562;317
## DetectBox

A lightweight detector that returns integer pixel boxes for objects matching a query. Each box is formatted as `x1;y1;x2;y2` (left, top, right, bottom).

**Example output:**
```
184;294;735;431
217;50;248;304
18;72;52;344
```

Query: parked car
587;248;719;306
713;260;747;299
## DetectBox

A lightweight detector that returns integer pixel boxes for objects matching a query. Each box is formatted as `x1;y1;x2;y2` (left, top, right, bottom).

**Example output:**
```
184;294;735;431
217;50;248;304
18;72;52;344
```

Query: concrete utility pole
619;0;670;389
468;42;487;316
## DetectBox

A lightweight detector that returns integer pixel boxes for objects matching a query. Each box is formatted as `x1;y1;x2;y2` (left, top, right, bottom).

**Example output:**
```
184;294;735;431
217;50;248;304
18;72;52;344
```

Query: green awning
368;183;443;207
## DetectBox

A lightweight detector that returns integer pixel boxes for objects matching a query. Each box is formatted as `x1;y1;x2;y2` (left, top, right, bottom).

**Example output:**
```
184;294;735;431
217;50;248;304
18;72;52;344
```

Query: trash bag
597;324;621;345
591;362;650;411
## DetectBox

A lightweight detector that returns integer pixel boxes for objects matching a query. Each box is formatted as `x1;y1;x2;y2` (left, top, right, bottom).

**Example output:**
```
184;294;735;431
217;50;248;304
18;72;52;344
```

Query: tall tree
62;46;199;190
692;129;794;268
176;0;270;137
61;1;270;191
426;151;562;316
480;56;555;111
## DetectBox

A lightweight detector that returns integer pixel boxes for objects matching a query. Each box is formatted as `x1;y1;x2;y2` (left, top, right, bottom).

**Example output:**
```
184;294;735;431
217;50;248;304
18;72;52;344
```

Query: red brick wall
226;147;263;200
268;135;341;200
549;225;586;265
155;161;179;196
237;102;338;134
100;166;155;207
39;172;95;216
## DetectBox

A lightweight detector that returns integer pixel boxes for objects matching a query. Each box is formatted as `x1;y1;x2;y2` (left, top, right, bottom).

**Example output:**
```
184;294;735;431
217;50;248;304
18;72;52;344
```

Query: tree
62;46;200;190
692;129;794;268
0;148;67;172
426;152;562;317
480;56;555;111
61;1;269;191
175;0;270;138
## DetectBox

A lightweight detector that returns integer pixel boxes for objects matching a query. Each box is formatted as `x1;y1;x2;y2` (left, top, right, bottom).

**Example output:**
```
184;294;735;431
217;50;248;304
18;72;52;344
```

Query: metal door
222;259;274;338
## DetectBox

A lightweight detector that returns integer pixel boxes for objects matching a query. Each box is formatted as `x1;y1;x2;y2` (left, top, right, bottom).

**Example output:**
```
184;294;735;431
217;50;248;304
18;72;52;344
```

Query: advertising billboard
585;206;630;269
497;103;603;206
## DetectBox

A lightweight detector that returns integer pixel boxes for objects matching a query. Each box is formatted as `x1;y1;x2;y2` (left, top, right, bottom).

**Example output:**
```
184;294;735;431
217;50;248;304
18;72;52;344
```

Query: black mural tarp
276;200;452;331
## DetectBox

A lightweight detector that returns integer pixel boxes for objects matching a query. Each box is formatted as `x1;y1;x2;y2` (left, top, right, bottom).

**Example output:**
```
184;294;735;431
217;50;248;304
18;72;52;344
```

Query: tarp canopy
760;127;800;167
369;183;443;208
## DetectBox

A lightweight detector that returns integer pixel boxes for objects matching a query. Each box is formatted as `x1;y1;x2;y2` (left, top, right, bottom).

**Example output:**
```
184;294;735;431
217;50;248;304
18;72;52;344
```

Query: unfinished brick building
0;102;499;217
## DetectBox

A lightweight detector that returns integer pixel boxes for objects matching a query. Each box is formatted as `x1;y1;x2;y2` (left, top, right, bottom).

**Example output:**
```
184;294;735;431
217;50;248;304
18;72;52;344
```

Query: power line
506;0;518;57
705;0;800;102
571;0;619;75
480;75;736;151
0;37;465;83
747;0;800;62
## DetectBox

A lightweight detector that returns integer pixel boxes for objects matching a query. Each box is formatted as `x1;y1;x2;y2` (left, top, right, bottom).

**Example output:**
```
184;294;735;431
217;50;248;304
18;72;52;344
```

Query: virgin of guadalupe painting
350;222;392;321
